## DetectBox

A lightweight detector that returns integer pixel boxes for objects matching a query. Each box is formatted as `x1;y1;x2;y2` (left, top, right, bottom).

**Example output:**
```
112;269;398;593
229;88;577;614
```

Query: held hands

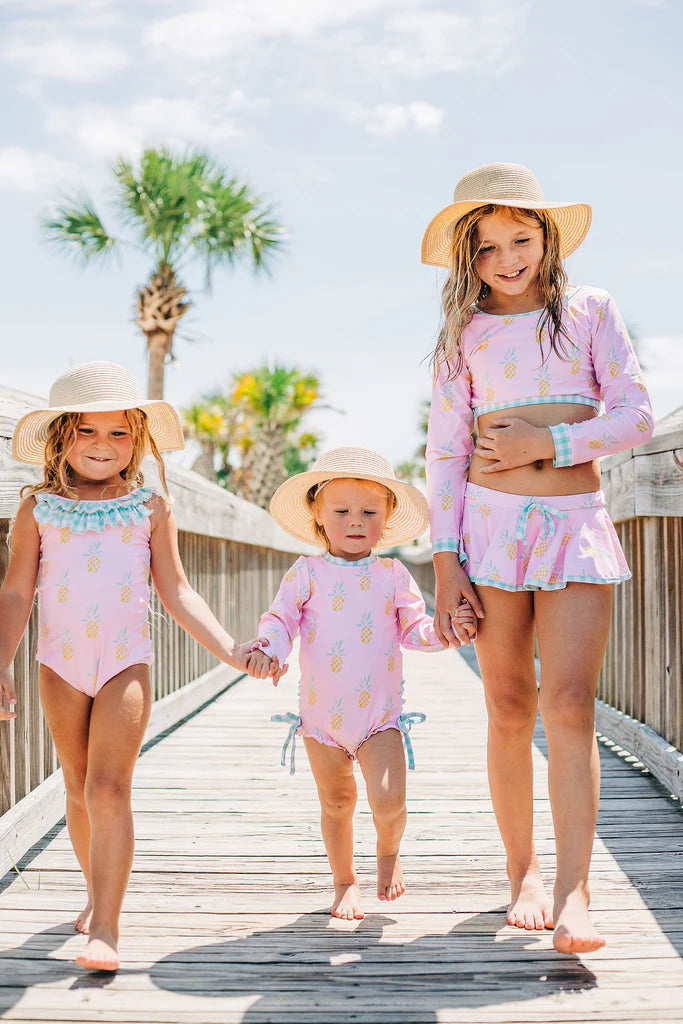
245;645;288;687
0;668;17;721
476;416;554;472
433;555;484;650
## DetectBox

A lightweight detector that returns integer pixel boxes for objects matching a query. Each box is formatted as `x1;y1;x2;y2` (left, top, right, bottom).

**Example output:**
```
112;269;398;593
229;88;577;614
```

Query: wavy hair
430;205;572;380
20;408;170;500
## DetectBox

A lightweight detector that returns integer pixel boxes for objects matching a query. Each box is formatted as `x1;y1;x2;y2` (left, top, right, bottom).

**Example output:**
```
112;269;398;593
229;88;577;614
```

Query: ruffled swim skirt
460;483;630;592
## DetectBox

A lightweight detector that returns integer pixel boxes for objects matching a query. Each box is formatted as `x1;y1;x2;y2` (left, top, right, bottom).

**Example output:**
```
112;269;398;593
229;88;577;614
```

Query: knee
63;766;88;807
369;783;406;823
540;684;596;734
485;685;538;734
84;772;131;817
319;782;356;821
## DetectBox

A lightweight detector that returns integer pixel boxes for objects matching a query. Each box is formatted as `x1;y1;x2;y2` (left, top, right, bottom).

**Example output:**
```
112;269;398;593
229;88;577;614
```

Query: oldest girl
422;162;653;953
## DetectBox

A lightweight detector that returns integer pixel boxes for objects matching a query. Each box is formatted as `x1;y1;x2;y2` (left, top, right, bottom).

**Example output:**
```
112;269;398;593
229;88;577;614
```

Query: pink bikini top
426;285;654;552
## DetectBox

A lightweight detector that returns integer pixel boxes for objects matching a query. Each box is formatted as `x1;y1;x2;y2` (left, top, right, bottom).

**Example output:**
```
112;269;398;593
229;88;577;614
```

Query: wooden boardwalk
1;645;682;1023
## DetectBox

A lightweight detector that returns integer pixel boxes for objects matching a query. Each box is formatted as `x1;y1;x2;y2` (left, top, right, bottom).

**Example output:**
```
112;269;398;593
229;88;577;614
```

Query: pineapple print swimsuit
34;488;155;697
426;285;655;591
257;553;443;771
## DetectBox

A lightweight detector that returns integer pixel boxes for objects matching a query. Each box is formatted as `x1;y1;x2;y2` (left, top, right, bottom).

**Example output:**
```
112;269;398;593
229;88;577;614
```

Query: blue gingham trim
549;423;573;468
473;394;600;417
431;538;460;554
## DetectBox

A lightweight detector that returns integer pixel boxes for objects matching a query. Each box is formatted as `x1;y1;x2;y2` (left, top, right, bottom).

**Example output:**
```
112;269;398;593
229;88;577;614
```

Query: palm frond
42;197;117;264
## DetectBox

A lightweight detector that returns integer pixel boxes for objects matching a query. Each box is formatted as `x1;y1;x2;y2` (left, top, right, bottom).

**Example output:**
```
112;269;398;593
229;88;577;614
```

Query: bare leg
303;737;363;920
39;666;93;933
536;583;612;954
77;664;151;970
474;587;553;930
357;728;407;901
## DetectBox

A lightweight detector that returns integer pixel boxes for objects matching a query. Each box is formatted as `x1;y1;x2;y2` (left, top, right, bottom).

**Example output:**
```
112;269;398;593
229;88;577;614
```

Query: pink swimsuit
426;285;654;590
34;488;155;696
257;553;443;771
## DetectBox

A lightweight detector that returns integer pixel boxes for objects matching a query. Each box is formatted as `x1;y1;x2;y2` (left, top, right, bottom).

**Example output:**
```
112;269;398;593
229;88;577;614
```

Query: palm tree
42;148;285;398
230;365;323;508
182;395;241;482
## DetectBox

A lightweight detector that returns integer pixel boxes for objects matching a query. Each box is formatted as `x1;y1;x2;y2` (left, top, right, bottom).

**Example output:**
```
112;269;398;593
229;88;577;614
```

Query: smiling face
475;209;545;313
65;410;134;487
313;478;393;560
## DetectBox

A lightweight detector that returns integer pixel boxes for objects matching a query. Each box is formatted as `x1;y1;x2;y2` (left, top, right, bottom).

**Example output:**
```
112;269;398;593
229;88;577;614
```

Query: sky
1;0;681;470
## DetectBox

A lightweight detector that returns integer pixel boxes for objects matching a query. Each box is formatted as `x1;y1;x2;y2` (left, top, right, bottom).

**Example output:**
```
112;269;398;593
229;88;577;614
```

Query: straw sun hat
12;361;185;464
421;162;592;267
269;447;429;549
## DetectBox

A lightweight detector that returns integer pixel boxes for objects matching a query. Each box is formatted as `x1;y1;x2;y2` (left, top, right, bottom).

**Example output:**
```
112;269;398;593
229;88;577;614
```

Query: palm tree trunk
146;329;172;399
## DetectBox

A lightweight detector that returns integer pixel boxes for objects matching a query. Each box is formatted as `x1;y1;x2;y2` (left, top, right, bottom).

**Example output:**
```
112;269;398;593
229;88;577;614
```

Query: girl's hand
452;600;478;645
228;637;271;673
246;649;274;680
0;668;17;721
476;417;554;472
433;553;483;649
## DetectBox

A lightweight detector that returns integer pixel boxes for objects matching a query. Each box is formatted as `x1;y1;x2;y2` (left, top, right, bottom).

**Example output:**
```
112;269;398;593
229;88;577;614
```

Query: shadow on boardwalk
148;911;597;1021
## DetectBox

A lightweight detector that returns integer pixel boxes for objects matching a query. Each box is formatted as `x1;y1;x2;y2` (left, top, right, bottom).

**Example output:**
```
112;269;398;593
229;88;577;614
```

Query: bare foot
74;897;92;934
331;881;364;920
553;888;605;954
377;853;405;902
508;862;553;931
76;930;120;971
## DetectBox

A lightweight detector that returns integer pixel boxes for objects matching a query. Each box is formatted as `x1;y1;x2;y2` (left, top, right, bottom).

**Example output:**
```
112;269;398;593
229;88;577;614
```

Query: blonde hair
431;205;572;380
20;408;170;500
306;478;398;551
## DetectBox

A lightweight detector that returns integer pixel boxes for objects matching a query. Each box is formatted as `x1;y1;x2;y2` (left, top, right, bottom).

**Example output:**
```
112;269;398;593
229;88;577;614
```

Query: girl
247;447;476;921
422;162;654;954
0;361;274;972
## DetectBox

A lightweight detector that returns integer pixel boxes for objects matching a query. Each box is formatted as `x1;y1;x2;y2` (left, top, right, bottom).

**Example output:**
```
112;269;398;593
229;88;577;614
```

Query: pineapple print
118;572;133;603
501;348;517;379
329;582;345;612
441;383;454;412
438;480;453;511
357;564;372;591
356;676;372;709
498;531;517;561
121;524;133;545
607;347;621;378
483;373;495;404
59;526;71;544
40;623;49;643
380;557;393;567
560;531;573;549
115;629;129;661
636;418;650;433
502;316;514;326
306;613;319;645
83;605;100;639
142;620;150;640
358;613;373;644
61;630;74;661
533;566;550;583
384;582;393;616
589;438;607;450
284;564;298;583
570;345;581;376
596;300;607;323
535;364;551;397
85;542;103;572
385;643;396;673
329;698;344;732
55;570;71;604
327;641;345;673
307;679;317;706
380;698;395;726
534;538;549;558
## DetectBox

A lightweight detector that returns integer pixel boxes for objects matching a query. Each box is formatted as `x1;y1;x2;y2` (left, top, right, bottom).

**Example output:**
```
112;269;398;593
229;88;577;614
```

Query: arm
426;359;484;643
547;292;654;466
0;499;40;718
149;497;262;673
252;558;309;669
393;560;444;651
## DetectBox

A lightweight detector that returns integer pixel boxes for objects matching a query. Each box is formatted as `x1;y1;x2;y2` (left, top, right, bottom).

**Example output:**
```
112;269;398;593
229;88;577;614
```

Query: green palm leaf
42;198;117;263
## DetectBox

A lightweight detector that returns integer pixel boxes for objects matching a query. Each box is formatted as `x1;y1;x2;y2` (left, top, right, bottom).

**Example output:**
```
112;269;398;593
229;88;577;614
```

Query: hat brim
421;199;592;266
11;399;185;464
269;470;429;550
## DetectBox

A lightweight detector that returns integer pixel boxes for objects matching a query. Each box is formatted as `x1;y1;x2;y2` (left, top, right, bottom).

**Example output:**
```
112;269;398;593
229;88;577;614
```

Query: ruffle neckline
34;487;154;535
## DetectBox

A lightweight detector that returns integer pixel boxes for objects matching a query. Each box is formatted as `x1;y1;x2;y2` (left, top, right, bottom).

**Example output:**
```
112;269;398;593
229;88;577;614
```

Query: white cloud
357;101;445;136
0;145;77;192
45;97;245;160
1;35;128;81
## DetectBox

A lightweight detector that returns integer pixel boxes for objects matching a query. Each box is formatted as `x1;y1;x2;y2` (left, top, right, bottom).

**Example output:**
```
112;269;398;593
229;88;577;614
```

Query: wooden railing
0;387;308;821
